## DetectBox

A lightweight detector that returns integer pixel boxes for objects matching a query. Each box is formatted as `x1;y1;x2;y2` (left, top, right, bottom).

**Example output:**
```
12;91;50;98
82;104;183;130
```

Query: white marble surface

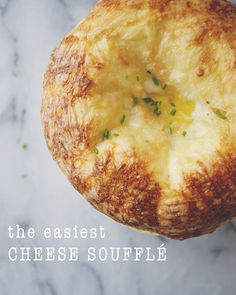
1;0;236;294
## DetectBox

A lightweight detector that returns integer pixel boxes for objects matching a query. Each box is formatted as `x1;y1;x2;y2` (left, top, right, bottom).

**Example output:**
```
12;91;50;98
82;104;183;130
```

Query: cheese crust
41;0;236;239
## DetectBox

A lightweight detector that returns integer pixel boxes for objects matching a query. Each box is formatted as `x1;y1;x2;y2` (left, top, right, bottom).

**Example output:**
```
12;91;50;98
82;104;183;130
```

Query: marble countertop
1;0;236;294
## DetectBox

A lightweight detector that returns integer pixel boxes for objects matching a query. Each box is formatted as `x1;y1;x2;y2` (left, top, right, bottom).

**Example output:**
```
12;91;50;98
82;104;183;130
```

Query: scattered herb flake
206;101;210;105
93;146;99;155
136;76;140;82
143;97;161;106
214;109;227;120
169;128;173;135
114;133;119;137
125;75;129;80
170;102;176;107
146;70;167;90
162;83;167;90
102;129;110;140
182;131;187;137
22;143;28;150
143;97;152;103
143;97;163;117
170;109;177;116
133;97;139;105
154;108;161;116
152;75;160;86
120;114;126;124
150;101;158;107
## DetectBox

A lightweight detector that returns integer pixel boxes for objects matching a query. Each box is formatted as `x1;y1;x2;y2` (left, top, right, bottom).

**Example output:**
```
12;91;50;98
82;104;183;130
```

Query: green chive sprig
170;109;177;116
120;114;126;124
22;143;28;150
102;129;110;140
147;70;167;90
214;109;227;120
143;97;162;117
93;146;99;155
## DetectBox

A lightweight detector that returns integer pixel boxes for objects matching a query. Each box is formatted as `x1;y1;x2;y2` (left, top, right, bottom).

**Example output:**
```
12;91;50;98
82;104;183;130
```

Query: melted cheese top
44;1;236;195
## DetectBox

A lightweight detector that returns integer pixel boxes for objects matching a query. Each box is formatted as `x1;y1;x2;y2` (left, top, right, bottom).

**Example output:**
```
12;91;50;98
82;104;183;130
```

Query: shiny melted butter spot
167;95;196;129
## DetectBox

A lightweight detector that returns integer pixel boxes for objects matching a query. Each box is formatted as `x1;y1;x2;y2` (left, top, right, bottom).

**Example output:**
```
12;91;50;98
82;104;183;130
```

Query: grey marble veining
0;1;236;295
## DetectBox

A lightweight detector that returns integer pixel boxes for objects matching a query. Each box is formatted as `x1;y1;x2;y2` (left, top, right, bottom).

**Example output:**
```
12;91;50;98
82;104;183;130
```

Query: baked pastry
41;0;236;239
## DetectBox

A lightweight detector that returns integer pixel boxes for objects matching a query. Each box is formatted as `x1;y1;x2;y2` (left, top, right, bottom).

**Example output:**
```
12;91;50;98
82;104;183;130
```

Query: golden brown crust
91;153;161;228
41;0;236;240
70;150;236;240
157;152;236;239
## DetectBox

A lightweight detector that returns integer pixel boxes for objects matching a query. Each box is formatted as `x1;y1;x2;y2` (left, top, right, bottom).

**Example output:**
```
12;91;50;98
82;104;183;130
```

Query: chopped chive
169;127;173;135
170;102;176;107
182;131;187;137
22;143;28;150
120;114;126;124
133;97;139;105
93;146;99;155
114;133;119;137
214;109;227;120
206;101;210;105
170;109;177;116
143;97;162;117
151;100;161;107
152;75;160;86
143;97;152;103
125;75;129;80
136;76;140;82
143;97;161;106
146;70;166;89
102;129;110;140
150;101;158;106
154;108;162;116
